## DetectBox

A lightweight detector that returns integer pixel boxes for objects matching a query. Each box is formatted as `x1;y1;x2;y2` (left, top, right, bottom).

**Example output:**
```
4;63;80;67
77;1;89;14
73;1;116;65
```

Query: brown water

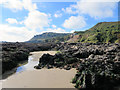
1;51;77;88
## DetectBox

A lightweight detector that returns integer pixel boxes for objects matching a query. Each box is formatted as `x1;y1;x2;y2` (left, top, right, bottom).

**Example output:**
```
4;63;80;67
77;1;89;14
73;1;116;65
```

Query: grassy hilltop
28;32;70;43
69;21;120;43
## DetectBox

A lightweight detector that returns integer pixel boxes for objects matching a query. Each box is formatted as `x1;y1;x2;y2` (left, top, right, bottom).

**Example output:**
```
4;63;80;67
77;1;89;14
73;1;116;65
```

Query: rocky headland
35;42;120;90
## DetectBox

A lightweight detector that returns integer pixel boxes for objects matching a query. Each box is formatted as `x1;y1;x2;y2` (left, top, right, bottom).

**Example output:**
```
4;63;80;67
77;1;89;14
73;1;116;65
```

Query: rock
47;65;53;69
94;49;104;55
64;65;67;69
114;61;120;64
106;47;117;52
88;54;94;59
114;56;120;61
64;65;71;70
66;66;71;70
34;42;120;90
39;53;54;66
73;50;89;58
59;67;63;69
34;66;41;69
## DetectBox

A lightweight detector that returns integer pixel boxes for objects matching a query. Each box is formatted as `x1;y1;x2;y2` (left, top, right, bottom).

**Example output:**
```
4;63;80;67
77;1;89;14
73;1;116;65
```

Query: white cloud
54;13;62;18
62;5;78;14
6;18;18;24
22;0;37;11
2;0;51;30
45;25;67;33
0;0;37;11
70;30;75;33
52;25;57;28
62;0;117;19
0;0;53;42
0;24;37;42
46;28;66;33
0;0;52;42
24;10;50;30
76;0;116;19
63;16;86;29
1;0;23;11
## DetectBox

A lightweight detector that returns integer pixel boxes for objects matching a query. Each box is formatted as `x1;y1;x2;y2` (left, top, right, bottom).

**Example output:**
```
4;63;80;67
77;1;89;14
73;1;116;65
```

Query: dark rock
73;50;89;58
34;42;120;90
34;66;41;69
39;53;54;66
88;54;94;59
114;56;120;61
64;65;71;70
2;42;56;75
47;65;53;69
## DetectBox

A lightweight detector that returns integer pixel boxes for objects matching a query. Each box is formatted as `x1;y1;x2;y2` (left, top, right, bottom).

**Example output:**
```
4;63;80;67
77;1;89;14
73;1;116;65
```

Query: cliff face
68;22;120;43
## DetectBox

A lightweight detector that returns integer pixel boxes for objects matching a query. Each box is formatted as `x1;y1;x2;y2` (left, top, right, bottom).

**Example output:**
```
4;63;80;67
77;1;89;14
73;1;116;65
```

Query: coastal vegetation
28;22;120;44
69;22;120;43
28;32;71;43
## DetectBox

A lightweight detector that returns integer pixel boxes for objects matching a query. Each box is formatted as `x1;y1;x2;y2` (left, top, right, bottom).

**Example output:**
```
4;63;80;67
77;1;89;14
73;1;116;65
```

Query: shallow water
16;56;38;73
16;51;56;73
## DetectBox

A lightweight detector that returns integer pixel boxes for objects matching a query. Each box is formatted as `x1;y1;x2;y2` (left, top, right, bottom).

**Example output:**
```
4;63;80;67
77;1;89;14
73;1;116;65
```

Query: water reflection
16;56;39;73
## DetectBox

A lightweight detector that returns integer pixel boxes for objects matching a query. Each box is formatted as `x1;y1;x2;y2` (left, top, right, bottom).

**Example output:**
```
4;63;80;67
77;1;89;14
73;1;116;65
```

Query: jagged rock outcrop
36;42;120;90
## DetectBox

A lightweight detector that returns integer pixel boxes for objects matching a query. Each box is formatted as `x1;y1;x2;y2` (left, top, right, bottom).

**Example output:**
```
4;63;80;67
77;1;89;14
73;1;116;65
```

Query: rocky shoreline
35;43;120;90
1;42;120;89
1;42;56;77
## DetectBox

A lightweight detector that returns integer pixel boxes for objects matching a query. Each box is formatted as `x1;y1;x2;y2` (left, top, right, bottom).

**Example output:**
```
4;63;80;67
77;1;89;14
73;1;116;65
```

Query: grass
74;22;120;43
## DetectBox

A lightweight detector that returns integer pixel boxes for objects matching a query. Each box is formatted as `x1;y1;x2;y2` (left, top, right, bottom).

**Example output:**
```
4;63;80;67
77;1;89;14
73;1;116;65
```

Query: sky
0;0;119;42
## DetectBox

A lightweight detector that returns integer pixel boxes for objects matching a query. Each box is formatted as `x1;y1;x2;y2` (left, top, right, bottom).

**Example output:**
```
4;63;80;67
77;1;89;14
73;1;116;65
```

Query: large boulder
39;53;54;66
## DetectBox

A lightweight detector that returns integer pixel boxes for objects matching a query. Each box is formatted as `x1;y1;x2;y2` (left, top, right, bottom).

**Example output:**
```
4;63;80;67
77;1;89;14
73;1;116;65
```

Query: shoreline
1;60;28;80
1;51;57;80
1;51;77;88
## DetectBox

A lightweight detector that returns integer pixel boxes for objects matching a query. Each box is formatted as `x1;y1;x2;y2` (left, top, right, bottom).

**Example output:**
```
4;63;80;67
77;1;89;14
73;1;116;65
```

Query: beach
1;51;77;88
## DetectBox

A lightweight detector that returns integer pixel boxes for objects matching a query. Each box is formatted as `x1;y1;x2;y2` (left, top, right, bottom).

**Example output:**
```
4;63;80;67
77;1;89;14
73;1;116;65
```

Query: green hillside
28;32;71;43
73;21;120;43
28;22;120;43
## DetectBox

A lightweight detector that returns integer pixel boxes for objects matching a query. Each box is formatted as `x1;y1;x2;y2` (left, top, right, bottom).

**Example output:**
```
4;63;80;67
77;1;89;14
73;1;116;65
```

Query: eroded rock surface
36;43;120;90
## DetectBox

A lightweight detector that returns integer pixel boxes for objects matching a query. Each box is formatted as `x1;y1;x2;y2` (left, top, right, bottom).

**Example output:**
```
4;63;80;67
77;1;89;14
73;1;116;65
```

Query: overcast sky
0;0;119;42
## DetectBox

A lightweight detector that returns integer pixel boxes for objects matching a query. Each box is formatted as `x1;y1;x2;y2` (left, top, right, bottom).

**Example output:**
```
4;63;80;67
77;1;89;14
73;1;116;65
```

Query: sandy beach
2;51;77;88
2;68;76;88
